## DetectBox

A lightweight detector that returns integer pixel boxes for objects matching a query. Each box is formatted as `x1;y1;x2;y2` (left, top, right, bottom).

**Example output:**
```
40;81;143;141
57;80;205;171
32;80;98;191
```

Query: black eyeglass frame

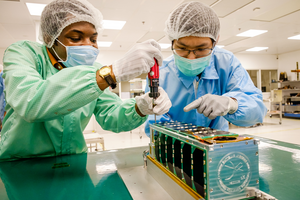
171;39;216;58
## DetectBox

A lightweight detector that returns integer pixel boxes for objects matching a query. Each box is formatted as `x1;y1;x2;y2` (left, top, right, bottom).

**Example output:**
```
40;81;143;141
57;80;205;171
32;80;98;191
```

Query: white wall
95;50;126;66
278;50;300;81
235;54;278;70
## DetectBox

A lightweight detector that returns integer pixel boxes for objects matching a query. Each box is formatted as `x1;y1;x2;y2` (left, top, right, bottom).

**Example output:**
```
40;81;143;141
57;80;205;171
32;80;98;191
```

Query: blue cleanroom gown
145;47;267;136
0;41;147;161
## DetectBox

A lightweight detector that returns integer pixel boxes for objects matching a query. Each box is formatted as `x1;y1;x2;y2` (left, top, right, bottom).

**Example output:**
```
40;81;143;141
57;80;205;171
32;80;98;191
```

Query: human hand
112;39;163;82
135;87;172;116
184;94;238;119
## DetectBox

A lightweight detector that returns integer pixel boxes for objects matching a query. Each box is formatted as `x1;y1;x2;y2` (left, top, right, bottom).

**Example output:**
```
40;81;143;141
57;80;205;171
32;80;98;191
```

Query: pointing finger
184;98;203;112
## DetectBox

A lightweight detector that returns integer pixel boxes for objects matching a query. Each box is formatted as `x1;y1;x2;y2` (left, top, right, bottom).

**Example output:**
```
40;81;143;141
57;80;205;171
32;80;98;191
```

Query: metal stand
269;90;283;124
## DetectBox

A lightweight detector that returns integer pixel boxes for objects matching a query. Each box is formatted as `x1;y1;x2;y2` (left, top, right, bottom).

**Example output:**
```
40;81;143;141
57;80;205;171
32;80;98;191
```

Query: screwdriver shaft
153;98;156;123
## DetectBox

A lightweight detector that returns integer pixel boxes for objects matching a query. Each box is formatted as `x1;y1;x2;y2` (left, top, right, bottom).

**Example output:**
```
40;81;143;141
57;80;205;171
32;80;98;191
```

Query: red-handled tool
148;59;160;123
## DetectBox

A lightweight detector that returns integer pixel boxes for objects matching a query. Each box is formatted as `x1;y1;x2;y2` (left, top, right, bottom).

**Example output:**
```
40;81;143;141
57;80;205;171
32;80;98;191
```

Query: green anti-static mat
257;136;300;200
0;141;299;200
0;151;135;200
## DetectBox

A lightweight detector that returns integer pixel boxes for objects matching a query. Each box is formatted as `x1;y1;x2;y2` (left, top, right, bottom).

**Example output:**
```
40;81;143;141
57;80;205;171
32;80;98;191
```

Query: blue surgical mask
52;39;99;68
174;53;212;76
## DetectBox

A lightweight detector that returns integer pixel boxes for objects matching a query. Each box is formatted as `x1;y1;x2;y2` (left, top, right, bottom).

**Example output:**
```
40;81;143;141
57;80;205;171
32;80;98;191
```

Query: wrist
228;97;238;114
135;103;146;117
97;65;117;91
96;69;109;91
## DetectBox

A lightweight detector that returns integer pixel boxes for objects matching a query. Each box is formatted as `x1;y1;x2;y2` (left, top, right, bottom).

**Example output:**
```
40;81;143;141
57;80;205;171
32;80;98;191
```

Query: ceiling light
103;20;126;30
246;47;268;51
26;3;47;16
216;45;225;48
288;34;300;40
159;43;171;49
97;41;112;47
237;29;268;37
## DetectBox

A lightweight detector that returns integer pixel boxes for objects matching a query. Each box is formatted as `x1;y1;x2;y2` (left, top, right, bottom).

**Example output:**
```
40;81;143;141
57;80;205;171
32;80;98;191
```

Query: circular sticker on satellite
217;152;251;194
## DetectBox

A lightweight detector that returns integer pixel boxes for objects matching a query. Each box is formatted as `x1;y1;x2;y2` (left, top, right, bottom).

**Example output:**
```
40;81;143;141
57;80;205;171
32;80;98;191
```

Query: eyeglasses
172;42;215;58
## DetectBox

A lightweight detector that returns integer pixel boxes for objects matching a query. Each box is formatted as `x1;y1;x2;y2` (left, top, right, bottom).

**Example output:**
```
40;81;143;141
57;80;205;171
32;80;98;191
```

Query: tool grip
148;59;160;99
148;59;159;79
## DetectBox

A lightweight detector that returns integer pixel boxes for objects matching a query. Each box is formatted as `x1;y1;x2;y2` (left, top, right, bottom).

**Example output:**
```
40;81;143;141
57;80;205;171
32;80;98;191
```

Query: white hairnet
40;0;103;47
165;1;220;42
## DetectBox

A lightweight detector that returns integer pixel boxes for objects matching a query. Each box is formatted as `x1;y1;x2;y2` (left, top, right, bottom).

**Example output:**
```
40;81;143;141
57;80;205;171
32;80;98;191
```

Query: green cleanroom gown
0;40;147;161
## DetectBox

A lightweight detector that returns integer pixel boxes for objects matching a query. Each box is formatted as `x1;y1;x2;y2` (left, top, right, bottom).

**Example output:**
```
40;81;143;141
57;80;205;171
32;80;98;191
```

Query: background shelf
270;81;300;119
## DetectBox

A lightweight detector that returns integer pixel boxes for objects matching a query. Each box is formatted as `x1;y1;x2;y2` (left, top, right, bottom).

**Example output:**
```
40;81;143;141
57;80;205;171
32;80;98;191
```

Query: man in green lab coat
0;0;171;161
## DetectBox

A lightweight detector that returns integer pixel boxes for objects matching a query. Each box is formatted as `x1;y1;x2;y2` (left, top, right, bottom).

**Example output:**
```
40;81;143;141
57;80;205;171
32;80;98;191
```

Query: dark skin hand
49;21;145;117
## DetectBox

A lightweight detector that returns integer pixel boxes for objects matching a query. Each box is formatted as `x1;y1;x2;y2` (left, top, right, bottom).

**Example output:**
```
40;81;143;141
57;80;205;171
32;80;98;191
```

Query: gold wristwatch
98;66;117;89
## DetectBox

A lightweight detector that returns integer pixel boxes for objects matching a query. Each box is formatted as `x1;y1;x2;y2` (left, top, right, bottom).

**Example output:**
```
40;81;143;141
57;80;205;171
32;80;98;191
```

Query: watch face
100;67;111;76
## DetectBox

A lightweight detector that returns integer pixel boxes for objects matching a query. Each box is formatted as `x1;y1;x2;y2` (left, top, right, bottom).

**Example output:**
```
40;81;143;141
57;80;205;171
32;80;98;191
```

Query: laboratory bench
0;136;299;200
